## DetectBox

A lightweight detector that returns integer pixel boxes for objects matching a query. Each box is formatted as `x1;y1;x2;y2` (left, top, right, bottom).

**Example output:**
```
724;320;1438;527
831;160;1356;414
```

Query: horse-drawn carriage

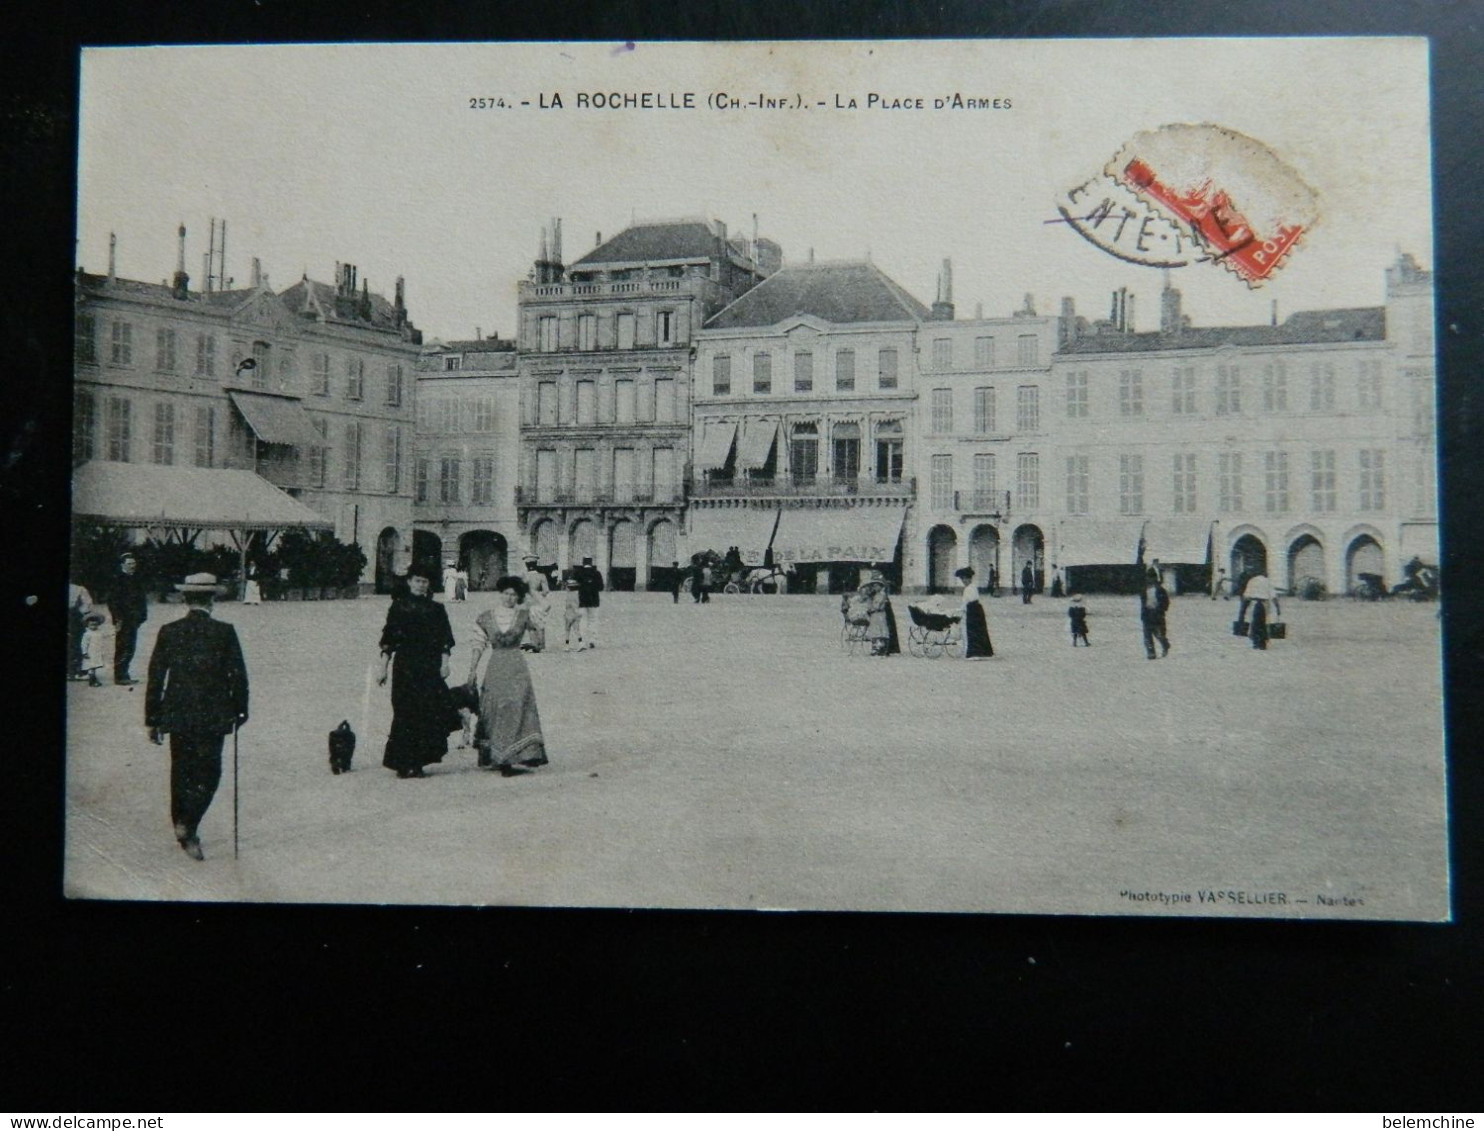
723;564;788;594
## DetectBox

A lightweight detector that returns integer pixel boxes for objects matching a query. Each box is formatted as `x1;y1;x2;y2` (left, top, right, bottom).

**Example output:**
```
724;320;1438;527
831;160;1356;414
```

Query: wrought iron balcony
687;475;916;500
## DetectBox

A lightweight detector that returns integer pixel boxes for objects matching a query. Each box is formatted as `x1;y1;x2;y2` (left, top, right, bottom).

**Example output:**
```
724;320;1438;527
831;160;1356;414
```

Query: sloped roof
571;220;723;267
276;277;403;331
1061;307;1386;355
704;261;930;329
72;462;332;532
75;272;258;312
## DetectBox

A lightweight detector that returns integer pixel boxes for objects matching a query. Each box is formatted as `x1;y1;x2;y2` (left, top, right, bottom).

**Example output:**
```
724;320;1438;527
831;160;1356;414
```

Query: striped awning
228;390;326;449
693;420;738;472
734;419;779;472
686;505;780;565
770;506;905;565
1057;519;1142;567
1140;518;1214;565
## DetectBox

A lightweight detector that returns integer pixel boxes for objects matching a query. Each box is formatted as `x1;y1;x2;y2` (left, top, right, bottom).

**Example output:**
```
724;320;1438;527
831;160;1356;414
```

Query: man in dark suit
572;556;604;649
108;551;150;685
144;573;249;861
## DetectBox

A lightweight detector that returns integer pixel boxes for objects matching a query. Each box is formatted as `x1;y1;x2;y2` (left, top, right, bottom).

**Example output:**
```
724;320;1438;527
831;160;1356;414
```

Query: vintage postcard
66;39;1445;918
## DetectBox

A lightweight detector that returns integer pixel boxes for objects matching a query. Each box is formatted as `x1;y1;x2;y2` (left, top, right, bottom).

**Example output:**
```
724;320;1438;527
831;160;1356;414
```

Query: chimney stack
108;232;117;282
1271;299;1278;327
1159;271;1183;334
251;257;262;289
552;217;563;266
596;230;602;248
1126;293;1136;333
931;257;956;321
394;276;406;327
171;225;190;300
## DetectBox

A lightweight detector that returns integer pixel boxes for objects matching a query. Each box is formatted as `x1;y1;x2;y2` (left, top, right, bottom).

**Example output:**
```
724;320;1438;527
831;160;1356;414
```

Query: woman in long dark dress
376;567;456;779
957;566;993;659
467;576;548;777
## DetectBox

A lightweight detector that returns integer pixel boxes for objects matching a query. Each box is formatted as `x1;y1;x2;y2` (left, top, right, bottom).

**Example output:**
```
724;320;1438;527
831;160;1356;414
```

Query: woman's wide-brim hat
83;611;107;625
175;572;224;593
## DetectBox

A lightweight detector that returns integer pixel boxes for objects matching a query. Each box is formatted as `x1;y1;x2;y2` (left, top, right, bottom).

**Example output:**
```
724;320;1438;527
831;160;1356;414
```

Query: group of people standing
377;564;549;781
67;550;151;686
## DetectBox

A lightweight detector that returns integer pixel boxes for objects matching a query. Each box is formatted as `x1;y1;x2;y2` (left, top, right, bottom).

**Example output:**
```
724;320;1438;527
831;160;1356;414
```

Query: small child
1068;595;1091;647
560;577;585;651
80;612;110;685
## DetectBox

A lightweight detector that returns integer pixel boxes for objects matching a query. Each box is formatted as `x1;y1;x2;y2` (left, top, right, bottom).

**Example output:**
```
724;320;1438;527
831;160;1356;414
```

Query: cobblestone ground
64;590;1449;918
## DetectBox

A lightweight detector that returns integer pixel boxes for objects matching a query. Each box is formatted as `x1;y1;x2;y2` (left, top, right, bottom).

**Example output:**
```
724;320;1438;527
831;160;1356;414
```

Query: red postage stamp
1057;123;1319;287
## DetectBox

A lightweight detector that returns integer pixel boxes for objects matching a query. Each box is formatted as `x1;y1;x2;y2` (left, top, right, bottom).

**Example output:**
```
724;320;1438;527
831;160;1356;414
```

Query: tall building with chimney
913;265;1061;593
514;215;778;587
1031;255;1437;597
691;258;930;592
73;224;423;589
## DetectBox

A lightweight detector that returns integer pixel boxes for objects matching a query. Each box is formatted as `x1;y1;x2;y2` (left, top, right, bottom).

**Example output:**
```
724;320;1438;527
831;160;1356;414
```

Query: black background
4;1;1481;1111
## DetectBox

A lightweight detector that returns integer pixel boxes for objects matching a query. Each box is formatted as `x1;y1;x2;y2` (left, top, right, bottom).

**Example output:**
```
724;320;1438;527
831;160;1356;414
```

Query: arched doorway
609;520;636;591
647;518;678;592
1230;533;1267;587
927;525;957;593
411;530;442;581
569;518;597;567
1288;534;1325;593
459;530;506;590
1012;524;1045;593
968;524;1000;593
1346;534;1385;591
375;526;400;593
531;519;558;566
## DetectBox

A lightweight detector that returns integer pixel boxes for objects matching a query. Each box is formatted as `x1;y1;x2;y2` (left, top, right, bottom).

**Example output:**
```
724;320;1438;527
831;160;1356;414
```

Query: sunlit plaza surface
64;590;1448;918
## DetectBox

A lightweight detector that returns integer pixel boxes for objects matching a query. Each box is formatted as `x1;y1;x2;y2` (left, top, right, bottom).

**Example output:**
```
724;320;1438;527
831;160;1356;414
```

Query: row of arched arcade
920;521;1395;597
382;517;685;593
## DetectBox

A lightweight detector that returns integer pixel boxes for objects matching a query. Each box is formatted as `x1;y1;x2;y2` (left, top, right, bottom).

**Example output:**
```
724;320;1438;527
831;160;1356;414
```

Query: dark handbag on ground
1268;621;1287;640
1232;619;1249;636
328;720;356;775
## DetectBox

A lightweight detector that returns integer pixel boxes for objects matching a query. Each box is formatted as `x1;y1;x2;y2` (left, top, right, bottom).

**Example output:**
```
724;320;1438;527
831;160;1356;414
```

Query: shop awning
228;390;326;449
770;505;905;565
1140;517;1214;565
693;420;738;473
686;505;780;565
71;462;333;533
734;419;779;472
1057;519;1142;567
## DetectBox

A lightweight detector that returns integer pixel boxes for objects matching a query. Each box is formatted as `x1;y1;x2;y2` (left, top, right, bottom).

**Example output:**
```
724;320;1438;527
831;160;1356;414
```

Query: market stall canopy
1140;517;1214;565
228;390;326;449
733;419;779;472
692;420;738;473
686;505;780;565
770;505;905;565
72;462;333;533
1057;518;1142;567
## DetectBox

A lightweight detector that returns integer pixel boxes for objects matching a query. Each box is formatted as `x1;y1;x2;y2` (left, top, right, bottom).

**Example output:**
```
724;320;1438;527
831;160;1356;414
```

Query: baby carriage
839;591;873;656
905;602;962;659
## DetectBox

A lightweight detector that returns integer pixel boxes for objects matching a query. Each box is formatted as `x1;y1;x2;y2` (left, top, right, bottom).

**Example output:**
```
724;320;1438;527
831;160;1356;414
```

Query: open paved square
64;590;1448;918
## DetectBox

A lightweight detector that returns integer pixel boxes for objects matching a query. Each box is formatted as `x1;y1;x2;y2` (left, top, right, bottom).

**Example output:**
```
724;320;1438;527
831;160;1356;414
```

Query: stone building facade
73;226;423;589
412;336;521;589
1035;255;1437;596
912;277;1060;593
514;217;778;588
692;259;927;593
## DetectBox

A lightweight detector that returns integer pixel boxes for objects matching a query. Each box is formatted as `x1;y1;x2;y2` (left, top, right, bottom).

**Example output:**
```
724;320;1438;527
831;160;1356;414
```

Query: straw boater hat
83;611;107;626
1070;595;1085;605
174;572;224;594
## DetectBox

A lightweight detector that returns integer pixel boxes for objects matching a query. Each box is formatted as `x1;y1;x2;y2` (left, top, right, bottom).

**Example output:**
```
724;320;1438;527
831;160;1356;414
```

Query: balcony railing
953;489;1012;515
688;476;916;499
515;486;682;507
524;276;703;300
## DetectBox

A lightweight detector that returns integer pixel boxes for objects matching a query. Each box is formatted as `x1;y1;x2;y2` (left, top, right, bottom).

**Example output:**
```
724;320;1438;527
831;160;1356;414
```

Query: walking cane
232;719;240;860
